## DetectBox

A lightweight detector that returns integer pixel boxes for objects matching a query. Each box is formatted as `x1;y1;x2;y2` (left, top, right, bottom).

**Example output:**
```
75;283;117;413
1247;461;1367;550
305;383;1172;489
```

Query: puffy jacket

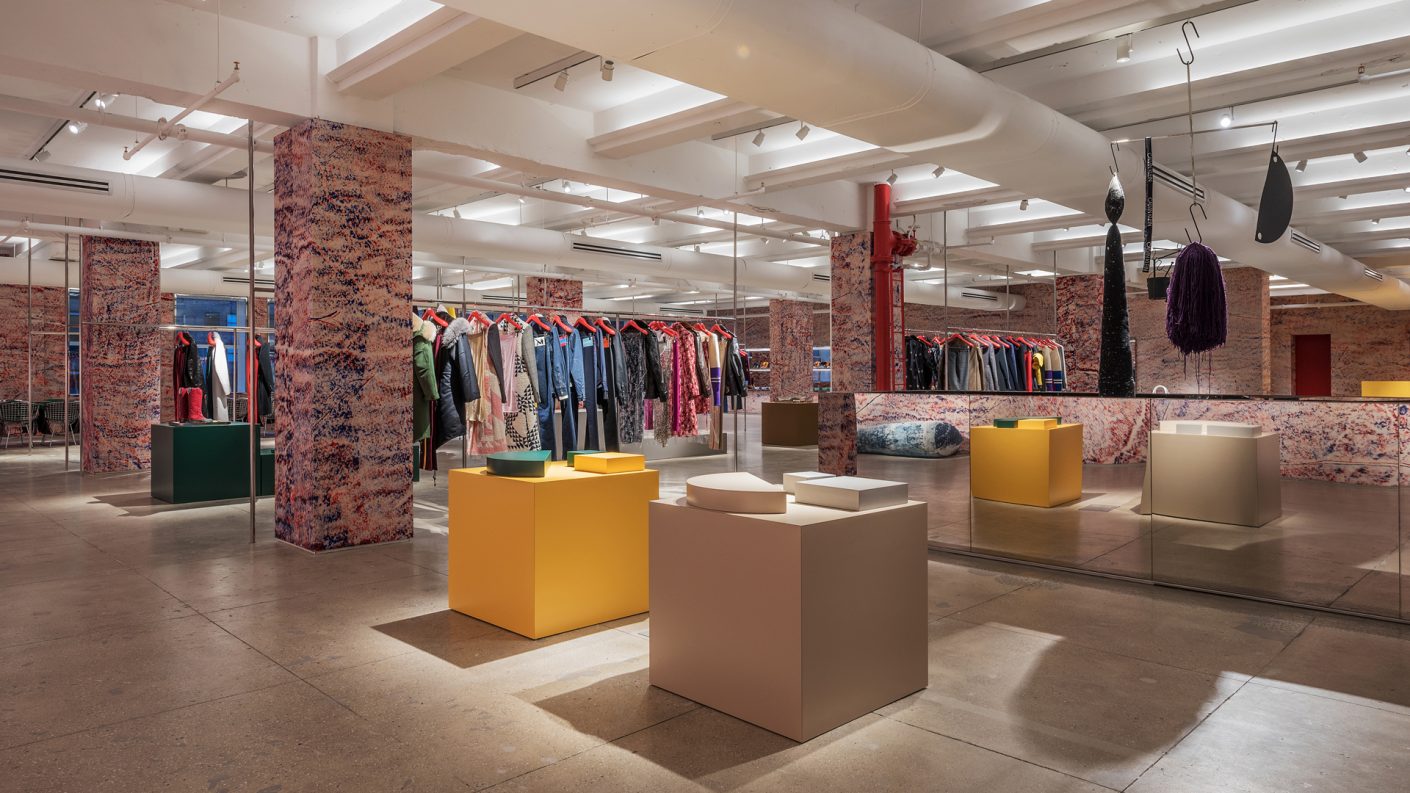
433;318;480;448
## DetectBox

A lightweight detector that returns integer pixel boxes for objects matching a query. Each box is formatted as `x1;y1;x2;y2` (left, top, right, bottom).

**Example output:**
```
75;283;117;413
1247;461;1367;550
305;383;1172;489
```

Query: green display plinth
151;423;268;504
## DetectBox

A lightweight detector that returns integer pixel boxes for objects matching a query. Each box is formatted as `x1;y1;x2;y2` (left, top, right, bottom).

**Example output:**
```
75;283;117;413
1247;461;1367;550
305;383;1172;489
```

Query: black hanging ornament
1098;174;1136;396
1254;148;1293;244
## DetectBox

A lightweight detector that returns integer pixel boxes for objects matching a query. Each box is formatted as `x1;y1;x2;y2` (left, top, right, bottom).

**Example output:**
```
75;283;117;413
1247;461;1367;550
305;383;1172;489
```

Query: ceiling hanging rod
124;63;241;161
1109;120;1277;144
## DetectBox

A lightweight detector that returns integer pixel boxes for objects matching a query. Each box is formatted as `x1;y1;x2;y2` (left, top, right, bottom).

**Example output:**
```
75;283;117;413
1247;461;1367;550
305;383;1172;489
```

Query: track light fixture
562;179;573;192
93;92;119;110
751;129;766;147
1295;160;1307;173
452;207;462;219
34;149;50;162
1116;33;1133;63
599;59;614;82
1372;218;1381;225
1019;199;1030;211
1218;109;1233;128
1353;150;1368;163
795;122;810;141
931;165;945;178
553;70;568;92
66;120;86;134
886;170;898;185
517;196;526;205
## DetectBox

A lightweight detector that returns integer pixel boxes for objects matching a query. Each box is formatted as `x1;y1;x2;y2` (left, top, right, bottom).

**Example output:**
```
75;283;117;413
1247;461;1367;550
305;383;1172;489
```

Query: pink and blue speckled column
80;238;162;472
818;392;858;475
274;119;413;552
768;299;814;401
829;231;874;393
0;284;67;402
526;277;583;310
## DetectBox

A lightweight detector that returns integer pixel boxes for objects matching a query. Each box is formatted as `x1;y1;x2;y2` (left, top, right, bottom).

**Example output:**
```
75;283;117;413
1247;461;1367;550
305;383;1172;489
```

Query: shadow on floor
373;610;631;669
90;491;248;517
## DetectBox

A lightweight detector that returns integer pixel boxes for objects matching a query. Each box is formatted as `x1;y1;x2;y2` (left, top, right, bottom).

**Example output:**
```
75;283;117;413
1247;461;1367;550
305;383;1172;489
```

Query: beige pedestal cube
648;497;928;742
1147;429;1282;527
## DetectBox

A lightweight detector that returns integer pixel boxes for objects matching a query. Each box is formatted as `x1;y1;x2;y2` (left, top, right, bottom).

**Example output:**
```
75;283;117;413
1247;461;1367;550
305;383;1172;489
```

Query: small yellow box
1361;381;1410;398
970;423;1084;508
573;452;646;473
449;462;659;638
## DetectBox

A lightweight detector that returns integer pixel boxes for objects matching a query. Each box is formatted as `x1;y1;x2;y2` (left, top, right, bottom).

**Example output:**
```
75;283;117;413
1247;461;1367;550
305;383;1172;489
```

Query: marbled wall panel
158;293;176;423
274;119;413;551
768;299;814;400
1270;295;1410;397
0;284;68;402
527;277;583;310
1129;266;1269;394
829;232;872;392
80;238;161;472
818;391;857;476
906;283;1059;337
1056;275;1102;393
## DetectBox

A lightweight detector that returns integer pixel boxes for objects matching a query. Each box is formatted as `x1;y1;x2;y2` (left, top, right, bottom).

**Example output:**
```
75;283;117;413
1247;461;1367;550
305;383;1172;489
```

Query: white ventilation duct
0;157;1021;311
444;0;1410;309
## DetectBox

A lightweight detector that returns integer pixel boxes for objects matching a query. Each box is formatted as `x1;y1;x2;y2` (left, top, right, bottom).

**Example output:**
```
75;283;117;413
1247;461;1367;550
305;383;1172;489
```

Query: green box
151;422;264;504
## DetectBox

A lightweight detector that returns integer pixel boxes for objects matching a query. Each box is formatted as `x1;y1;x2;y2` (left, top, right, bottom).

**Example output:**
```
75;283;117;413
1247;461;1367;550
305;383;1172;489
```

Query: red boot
186;387;206;421
175;387;189;422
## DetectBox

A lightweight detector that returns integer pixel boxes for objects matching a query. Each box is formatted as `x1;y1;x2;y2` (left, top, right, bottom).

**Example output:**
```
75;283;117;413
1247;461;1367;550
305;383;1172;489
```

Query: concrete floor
3;435;1410;791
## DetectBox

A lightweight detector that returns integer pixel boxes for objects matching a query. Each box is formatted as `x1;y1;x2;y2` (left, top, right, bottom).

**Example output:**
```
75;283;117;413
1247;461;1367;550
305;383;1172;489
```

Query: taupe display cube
1148;430;1282;527
649;496;928;742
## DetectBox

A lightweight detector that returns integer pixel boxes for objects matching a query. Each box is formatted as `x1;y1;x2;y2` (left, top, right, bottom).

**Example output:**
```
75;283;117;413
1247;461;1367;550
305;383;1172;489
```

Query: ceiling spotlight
1372;218;1381;225
1116;33;1133;63
795;122;810;141
562;179;573;192
931;165;946;178
1295;159;1307;173
599;59;614;82
1019;199;1030;211
1353;150;1368;164
886;170;899;185
65;120;86;134
452;207;462;220
517;196;526;205
1218;109;1233;128
553;70;568;92
34;149;50;162
93;92;119;110
751;129;766;147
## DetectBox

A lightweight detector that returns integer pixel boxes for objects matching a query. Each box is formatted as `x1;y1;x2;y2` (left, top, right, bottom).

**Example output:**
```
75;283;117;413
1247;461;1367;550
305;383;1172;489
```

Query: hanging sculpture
1098;174;1135;396
1254;146;1294;244
1165;240;1227;355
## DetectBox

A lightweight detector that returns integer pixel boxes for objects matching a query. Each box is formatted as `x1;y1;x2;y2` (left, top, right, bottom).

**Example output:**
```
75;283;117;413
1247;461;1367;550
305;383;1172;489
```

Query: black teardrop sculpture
1098;174;1136;396
1254;149;1294;244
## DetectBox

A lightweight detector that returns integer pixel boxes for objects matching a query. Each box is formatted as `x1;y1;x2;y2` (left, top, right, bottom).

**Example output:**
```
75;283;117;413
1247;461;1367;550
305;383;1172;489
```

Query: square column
80;237;161;472
526;277;582;309
274;119;413;551
767;298;814;400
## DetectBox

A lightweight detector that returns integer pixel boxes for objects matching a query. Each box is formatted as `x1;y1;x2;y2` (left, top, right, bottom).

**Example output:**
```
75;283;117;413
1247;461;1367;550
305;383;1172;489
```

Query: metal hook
1271;119;1279;152
1177;20;1199;66
1184;202;1207;244
1109;141;1121;176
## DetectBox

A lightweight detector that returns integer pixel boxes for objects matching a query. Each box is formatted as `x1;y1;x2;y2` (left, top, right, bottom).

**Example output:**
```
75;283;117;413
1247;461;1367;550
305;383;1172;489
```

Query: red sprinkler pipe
871;182;900;390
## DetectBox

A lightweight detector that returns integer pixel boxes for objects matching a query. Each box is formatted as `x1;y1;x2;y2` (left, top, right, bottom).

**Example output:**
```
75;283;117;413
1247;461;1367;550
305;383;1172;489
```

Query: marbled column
0;284;68;402
274;119;413;552
829;232;872;392
1056;275;1102;393
80;238;162;472
158;293;176;423
818;391;857;475
768;299;814;400
526;276;583;309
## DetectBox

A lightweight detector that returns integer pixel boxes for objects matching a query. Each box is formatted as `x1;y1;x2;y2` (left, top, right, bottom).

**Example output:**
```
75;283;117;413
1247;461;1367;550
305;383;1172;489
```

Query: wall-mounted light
932;165;945;178
795;122;810;141
599;59;614;82
1353;150;1368;163
553;70;569;92
751;129;766;147
1116;33;1133;63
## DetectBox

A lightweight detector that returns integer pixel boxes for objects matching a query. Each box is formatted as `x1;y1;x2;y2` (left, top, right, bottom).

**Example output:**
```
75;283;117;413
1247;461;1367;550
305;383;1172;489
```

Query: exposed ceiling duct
443;0;1410;309
0;157;1022;311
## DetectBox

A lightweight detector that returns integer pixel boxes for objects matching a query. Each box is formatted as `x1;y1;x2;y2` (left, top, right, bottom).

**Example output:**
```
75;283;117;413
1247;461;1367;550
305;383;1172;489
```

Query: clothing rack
903;327;1068;393
416;301;742;327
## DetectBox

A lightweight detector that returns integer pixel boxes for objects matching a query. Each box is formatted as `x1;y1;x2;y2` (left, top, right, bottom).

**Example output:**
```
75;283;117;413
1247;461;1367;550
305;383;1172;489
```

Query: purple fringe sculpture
1165;241;1227;355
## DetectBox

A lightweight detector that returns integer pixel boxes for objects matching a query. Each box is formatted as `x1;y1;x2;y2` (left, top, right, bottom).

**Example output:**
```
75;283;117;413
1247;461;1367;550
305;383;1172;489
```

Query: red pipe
871;183;897;390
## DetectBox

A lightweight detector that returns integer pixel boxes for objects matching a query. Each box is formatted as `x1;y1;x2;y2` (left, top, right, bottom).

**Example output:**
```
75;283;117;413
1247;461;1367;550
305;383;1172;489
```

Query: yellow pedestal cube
573;452;645;473
1361;381;1410;398
448;461;659;638
970;422;1084;508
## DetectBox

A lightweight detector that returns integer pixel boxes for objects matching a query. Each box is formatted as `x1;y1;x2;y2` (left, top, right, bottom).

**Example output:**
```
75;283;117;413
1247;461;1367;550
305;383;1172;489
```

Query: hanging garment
554;324;583;457
172;332;199;421
497;321;519;406
412;316;438;443
433;318;478;450
1003;343;1021;392
205;333;231;421
980;344;998;391
505;343;541;451
1031;350;1046;391
689;329;710;416
256;340;275;422
643;327;666;400
530;324;561;458
966;345;984;391
518;325;540;408
574;326;604;451
466;323;508;455
653;331;675;447
617;330;647;444
722;336;748;407
945;342;969;392
672;327;702;437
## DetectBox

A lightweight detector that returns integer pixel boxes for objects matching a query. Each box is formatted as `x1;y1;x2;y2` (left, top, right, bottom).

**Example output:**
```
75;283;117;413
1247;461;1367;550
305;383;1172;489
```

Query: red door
1293;334;1331;396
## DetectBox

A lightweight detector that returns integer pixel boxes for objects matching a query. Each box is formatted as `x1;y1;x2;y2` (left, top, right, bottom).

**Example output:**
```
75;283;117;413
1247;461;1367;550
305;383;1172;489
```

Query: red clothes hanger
496;312;523;329
623;319;649;334
573;316;598;333
550;314;574;334
691;322;709;333
422;308;448;327
526;313;552;331
596;317;617;335
709;323;733;339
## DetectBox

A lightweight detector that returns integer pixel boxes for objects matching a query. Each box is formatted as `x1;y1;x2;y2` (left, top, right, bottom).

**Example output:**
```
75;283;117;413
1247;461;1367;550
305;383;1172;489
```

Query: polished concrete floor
3;435;1410;791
